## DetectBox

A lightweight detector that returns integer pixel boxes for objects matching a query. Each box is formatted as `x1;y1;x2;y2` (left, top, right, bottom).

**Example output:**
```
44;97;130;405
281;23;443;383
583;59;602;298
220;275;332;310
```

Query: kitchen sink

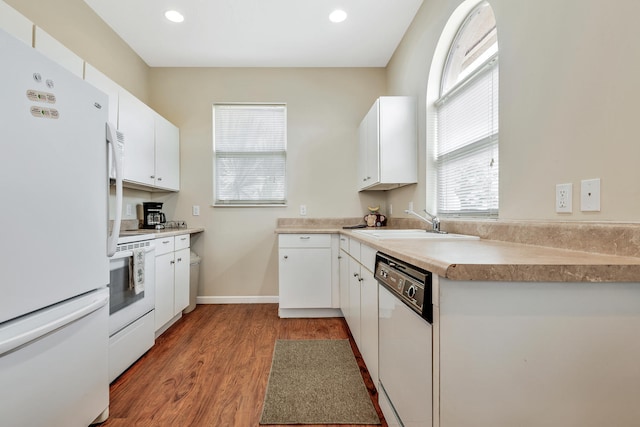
352;229;479;240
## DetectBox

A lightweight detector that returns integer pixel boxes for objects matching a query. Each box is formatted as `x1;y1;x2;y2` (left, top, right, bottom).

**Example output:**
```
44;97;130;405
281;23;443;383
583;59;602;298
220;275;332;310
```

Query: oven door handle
109;245;155;260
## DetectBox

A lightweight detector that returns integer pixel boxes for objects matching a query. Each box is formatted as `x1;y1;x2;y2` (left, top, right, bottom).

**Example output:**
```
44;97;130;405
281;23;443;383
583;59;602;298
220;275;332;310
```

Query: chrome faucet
404;208;445;233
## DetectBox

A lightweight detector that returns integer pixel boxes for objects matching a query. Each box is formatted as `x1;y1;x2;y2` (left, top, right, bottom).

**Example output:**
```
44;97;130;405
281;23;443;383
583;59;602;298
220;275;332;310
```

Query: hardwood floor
101;304;387;427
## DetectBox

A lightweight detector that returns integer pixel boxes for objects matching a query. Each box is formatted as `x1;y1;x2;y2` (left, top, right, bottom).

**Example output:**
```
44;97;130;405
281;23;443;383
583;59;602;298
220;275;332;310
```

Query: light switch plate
192;205;200;216
581;178;601;212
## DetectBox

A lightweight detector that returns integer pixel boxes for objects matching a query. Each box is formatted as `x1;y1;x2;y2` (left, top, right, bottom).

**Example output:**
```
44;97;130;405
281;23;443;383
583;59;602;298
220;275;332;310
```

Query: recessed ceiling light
329;9;347;23
165;10;184;23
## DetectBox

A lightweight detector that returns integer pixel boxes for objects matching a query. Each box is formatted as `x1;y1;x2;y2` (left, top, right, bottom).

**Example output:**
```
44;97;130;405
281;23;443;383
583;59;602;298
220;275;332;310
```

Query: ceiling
83;0;424;68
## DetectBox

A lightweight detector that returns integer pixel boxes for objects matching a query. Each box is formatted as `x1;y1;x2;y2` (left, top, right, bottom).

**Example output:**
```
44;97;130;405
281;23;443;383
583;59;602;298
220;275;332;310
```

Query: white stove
107;233;156;382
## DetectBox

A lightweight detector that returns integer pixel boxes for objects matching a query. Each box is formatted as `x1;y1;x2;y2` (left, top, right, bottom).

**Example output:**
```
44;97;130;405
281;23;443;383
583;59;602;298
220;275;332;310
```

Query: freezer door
0;29;109;323
0;288;109;426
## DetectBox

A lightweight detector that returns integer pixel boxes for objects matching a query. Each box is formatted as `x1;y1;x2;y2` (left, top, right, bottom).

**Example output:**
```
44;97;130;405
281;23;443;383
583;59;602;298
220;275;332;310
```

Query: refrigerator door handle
0;293;109;357
107;122;124;257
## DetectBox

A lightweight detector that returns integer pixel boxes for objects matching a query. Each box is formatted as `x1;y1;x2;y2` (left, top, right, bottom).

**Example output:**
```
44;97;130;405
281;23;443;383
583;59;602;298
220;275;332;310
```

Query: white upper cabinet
33;27;83;78
0;0;180;193
84;63;119;126
358;96;417;191
154;113;180;191
118;89;156;187
0;1;32;46
85;66;180;191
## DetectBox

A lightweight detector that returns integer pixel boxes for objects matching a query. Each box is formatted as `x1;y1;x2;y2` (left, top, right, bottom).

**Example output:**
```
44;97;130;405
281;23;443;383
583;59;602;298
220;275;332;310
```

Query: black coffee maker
142;202;166;229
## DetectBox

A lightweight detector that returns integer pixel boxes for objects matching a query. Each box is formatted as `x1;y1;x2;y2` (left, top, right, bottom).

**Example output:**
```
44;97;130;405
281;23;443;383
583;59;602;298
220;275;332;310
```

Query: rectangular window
213;104;287;205
435;60;498;216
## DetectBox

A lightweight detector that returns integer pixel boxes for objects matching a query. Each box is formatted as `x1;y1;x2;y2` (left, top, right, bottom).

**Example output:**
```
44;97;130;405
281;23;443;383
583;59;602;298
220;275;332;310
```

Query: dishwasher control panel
375;252;433;323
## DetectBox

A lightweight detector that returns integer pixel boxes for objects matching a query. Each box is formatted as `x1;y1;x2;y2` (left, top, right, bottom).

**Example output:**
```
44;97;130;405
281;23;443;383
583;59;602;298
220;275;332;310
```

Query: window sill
213;204;288;208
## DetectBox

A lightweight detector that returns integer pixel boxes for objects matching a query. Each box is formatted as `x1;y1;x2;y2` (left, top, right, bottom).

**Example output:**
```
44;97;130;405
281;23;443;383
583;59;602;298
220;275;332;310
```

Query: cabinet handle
299;236;311;240
150;175;155;179
170;260;175;265
177;257;182;262
353;273;359;278
162;240;171;244
158;177;163;181
283;255;288;259
338;255;342;259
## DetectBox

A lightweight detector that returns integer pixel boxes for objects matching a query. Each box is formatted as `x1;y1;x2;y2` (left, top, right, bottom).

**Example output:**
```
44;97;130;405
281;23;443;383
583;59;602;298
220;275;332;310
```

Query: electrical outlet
555;183;572;213
125;203;133;217
299;205;307;216
192;205;200;216
408;201;414;212
581;178;601;212
389;204;393;215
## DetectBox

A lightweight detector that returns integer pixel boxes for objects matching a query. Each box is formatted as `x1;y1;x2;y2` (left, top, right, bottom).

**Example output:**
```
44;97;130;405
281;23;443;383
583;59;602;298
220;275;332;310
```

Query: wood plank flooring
101;304;387;427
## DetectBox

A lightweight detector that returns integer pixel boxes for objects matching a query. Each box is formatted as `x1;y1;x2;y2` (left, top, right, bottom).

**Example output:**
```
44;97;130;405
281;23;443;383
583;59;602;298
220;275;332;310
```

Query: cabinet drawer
279;234;331;248
349;238;361;261
339;235;349;251
174;234;190;250
155;236;175;255
361;244;377;273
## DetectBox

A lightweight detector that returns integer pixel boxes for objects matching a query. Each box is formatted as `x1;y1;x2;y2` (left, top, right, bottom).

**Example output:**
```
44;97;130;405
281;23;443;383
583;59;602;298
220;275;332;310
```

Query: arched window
434;1;498;216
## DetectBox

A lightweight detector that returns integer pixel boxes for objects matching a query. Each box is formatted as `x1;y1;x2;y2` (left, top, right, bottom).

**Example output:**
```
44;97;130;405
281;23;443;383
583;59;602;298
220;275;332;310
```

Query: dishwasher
376;252;433;427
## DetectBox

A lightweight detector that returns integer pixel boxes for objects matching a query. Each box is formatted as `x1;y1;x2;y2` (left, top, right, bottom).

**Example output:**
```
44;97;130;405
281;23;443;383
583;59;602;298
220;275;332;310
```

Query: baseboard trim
196;296;279;304
278;308;343;318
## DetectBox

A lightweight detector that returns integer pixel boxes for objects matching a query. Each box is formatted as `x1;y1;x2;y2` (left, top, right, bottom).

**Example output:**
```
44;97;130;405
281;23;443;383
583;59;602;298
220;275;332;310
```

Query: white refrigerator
0;29;117;426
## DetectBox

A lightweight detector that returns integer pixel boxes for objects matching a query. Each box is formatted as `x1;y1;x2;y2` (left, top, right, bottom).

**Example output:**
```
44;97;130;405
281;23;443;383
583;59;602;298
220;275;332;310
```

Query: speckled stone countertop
275;218;640;282
119;227;205;239
113;219;204;239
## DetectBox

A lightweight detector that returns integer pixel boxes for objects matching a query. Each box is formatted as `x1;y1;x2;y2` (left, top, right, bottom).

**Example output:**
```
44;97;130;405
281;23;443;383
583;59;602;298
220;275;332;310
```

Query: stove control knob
407;285;416;299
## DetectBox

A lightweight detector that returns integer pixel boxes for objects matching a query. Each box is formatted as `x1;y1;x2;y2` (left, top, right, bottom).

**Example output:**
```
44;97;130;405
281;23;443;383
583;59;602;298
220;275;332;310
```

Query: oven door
108;244;155;336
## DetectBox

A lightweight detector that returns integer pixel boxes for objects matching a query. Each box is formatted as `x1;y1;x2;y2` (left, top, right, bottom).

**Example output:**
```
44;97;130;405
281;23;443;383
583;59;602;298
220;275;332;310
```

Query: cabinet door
360;266;379;387
155;252;175;331
378;96;417;184
154;113;180;191
357;116;368;190
357;101;380;190
365;100;380;186
0;1;32;46
119;89;155;186
279;247;332;308
84;64;119;127
33;27;84;78
339;247;349;318
347;257;362;348
173;248;190;313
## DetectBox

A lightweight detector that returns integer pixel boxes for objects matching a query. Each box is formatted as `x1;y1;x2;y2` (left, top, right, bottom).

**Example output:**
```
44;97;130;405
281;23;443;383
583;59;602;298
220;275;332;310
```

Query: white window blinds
436;60;499;215
213;104;287;205
434;1;499;217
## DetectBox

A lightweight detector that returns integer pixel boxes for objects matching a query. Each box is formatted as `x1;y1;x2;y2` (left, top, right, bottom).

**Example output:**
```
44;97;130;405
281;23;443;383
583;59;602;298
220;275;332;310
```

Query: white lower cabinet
278;234;340;318
338;236;350;323
154;234;190;334
340;238;379;387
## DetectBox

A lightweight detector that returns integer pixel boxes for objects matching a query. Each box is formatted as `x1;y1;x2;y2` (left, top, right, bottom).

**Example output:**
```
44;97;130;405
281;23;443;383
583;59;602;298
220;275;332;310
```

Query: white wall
387;0;640;221
149;67;387;297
